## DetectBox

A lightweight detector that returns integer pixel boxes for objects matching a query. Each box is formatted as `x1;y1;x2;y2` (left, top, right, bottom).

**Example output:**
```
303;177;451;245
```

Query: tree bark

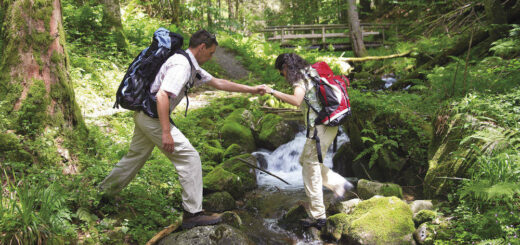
207;0;213;28
102;0;128;50
171;0;180;24
0;0;85;136
227;0;233;19
347;0;368;57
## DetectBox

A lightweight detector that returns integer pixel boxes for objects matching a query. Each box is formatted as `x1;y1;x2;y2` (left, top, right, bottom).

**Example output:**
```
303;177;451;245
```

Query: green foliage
354;127;399;170
0;172;76;244
490;24;520;58
16;79;50;136
426;56;520;102
459;153;520;209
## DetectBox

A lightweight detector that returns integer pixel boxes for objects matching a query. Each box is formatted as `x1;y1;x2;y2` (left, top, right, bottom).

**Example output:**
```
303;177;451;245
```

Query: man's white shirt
150;49;213;112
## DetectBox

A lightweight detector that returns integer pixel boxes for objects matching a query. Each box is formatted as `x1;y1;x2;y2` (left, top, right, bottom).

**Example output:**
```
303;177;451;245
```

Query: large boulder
220;109;256;152
278;201;309;230
157;224;253;245
327;198;362;216
220;154;257;192
424;113;486;198
413;218;452;245
256;113;299;150
220;121;256;153
203;154;257;199
203;191;236;212
203;167;242;198
333;90;432;186
357;179;403;199
333;196;416;244
409;200;433;215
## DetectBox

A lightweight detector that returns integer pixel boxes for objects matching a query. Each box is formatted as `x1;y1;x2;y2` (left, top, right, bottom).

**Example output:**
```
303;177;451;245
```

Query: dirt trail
213;46;250;80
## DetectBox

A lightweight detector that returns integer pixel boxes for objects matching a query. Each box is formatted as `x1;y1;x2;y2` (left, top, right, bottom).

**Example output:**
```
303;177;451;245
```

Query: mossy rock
424;114;481;198
257;113;298;151
413;219;452;245
157;224;253;245
220;154;257;192
326;213;349;241
200;141;224;163
220;121;256;152
223;144;246;160
278;200;308;229
327;198;361;216
409;200;433;215
220;211;243;229
203;191;236;212
225;108;255;129
343;196;415;245
203;154;257;199
203;166;242;198
413;210;437;227
357;179;403;199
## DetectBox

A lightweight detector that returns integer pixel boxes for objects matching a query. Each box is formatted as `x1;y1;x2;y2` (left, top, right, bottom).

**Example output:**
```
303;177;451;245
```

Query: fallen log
337;51;411;62
146;216;182;245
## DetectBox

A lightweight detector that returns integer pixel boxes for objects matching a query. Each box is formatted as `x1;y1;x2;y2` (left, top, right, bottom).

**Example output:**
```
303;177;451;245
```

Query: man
99;29;265;229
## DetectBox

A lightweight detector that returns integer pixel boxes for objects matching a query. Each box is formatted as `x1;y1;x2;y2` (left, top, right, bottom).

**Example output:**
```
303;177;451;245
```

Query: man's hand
255;85;268;95
162;132;175;153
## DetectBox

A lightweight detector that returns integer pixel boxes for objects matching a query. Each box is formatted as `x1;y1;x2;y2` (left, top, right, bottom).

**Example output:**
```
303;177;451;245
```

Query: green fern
354;129;399;170
460;180;520;208
461;126;520;155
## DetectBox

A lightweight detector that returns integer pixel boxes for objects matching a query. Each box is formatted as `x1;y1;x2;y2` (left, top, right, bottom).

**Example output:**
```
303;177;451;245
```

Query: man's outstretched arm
207;78;265;94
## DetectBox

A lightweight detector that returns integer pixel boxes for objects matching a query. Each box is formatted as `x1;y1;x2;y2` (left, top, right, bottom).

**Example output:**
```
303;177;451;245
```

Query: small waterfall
254;129;350;189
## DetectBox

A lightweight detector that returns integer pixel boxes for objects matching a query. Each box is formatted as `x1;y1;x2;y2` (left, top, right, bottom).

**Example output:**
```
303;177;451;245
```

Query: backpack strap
313;127;323;163
175;50;201;117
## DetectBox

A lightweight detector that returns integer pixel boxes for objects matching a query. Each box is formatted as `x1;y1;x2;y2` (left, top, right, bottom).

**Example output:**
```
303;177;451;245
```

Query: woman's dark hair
275;53;309;85
189;29;218;48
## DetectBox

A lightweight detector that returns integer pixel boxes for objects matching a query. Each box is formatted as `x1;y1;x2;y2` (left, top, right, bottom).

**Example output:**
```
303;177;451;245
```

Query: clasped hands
253;84;274;95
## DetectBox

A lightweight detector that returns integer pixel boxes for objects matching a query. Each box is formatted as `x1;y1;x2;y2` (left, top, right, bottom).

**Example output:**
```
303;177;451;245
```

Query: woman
264;53;353;229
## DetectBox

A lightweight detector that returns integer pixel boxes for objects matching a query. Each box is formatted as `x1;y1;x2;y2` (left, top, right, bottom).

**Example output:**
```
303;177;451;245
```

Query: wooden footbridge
260;23;394;49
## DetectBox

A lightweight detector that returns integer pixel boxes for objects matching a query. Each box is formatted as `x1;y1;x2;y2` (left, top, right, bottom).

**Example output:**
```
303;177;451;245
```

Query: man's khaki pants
300;125;347;220
99;111;203;213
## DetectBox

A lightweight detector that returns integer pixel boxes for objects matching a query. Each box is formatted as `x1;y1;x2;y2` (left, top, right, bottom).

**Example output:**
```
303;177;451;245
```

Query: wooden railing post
321;26;326;45
281;28;285;43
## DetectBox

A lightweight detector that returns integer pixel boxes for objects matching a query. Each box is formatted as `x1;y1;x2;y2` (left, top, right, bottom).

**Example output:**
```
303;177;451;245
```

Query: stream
238;130;350;244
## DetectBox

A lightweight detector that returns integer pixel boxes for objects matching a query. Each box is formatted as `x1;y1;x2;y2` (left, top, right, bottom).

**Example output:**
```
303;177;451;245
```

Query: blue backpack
114;28;196;118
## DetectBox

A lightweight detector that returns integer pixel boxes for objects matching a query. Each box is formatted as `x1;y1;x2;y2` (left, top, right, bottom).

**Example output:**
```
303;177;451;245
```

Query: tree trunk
0;0;86;147
207;0;213;28
227;0;233;19
171;0;180;24
102;0;128;50
347;0;367;57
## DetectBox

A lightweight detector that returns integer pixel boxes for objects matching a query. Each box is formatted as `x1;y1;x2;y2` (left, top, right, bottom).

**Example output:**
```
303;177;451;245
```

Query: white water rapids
253;129;350;190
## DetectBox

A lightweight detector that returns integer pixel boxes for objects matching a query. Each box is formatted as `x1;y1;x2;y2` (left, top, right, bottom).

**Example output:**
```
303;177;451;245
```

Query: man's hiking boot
182;211;222;229
301;218;327;230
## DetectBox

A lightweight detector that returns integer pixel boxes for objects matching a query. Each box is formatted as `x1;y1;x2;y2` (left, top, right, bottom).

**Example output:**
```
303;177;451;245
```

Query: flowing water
239;130;350;244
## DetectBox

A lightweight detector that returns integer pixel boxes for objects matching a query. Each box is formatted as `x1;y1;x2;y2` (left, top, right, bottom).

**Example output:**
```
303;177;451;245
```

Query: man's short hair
189;29;218;48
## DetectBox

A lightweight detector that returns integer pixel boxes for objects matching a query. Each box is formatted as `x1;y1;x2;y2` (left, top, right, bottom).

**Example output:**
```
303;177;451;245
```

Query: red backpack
304;61;351;163
308;61;351;126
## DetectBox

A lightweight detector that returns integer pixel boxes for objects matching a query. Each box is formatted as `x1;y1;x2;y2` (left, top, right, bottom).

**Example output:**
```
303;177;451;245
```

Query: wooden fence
260;23;393;47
